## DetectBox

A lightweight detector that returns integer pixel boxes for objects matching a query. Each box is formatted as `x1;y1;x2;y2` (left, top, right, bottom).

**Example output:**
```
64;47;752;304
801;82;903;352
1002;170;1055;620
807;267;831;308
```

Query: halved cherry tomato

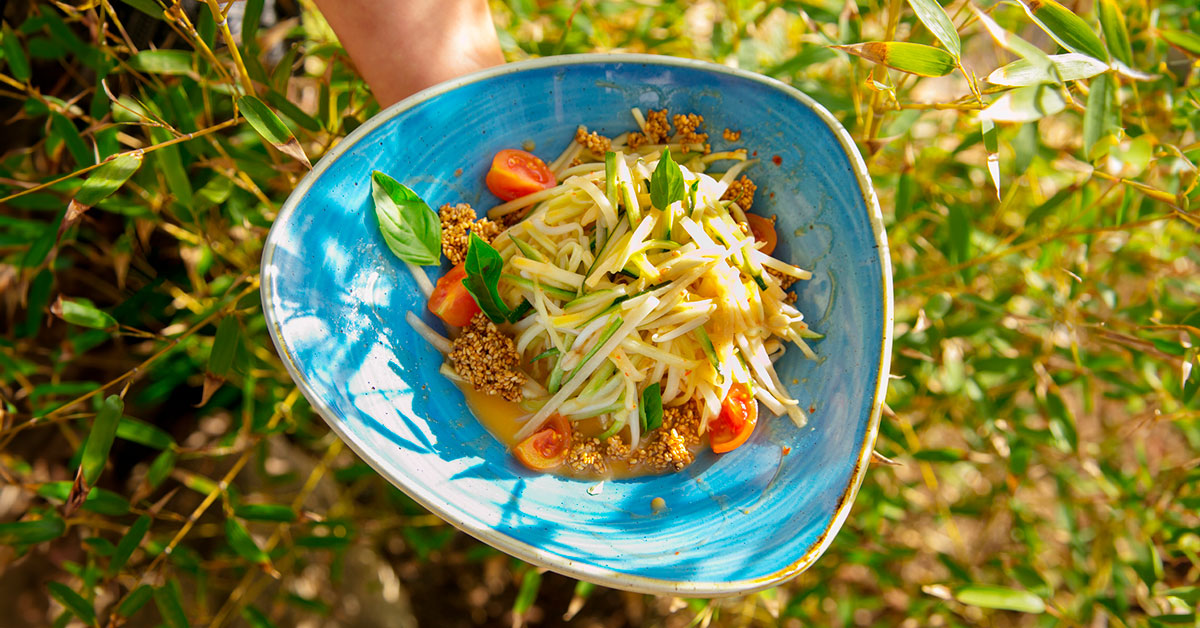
744;214;778;256
428;263;480;327
709;383;758;453
485;149;556;201
513;414;571;471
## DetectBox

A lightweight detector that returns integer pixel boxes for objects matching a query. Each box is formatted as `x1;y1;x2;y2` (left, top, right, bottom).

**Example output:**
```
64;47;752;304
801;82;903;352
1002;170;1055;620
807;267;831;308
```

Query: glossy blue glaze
261;54;892;596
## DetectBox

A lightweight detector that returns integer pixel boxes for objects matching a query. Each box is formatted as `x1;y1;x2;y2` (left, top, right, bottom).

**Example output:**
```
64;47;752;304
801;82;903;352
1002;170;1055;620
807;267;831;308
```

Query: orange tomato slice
428;263;480;327
744;213;778;256
485;149;556;201
513;414;571;471
709;383;758;453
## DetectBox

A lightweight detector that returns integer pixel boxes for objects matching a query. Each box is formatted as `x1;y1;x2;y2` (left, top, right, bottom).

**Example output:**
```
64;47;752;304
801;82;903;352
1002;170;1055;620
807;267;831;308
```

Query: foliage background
1;0;1198;626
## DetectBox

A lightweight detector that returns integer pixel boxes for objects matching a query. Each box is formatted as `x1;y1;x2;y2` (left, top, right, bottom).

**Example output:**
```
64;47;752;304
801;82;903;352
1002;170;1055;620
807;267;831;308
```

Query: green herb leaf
53;296;116;329
906;0;960;57
833;41;958;77
226;517;270;563
985;53;1108;87
1083;73;1118;157
1097;0;1132;66
641;382;663;432
507;299;533;323
80;394;124;486
234;503;298;523
109;514;151;576
47;582;96;625
370;171;442;266
649;148;686;210
237;95;311;166
463;233;512;324
1020;0;1109;63
954;585;1046;613
0;516;65;545
980;84;1067;123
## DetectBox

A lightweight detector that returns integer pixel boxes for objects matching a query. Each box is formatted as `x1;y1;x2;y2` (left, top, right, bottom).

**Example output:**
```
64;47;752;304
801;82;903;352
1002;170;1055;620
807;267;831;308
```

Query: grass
0;0;1198;626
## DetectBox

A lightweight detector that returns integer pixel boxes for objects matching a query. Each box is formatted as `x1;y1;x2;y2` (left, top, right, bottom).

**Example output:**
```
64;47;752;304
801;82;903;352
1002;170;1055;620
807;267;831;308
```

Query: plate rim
259;52;894;597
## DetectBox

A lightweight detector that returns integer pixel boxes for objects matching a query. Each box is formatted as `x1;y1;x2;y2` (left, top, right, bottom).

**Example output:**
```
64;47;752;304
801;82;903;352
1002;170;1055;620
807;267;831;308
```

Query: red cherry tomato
709;383;758;453
513;414;571;471
428;263;480;327
485;149;556;201
744;214;778;256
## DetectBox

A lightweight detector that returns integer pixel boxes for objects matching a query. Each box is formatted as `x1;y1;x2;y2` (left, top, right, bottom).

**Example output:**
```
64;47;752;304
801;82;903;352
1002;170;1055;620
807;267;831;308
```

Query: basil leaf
649;149;686;210
641;382;663;432
508;299;533;323
463;233;511;324
370;170;441;266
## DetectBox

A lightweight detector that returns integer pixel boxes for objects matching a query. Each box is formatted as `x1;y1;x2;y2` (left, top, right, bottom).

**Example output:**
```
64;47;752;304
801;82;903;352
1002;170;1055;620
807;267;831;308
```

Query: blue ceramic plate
262;54;892;596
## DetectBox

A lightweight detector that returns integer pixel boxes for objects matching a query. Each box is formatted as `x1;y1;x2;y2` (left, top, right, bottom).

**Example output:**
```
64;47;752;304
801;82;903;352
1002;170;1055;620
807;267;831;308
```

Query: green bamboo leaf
148;127;193;207
981;118;1000;198
833;41;957;76
980;84;1067;123
47;582;96;625
145;449;175;489
208;316;240;377
1020;0;1108;62
264;90;321;132
50;113;93;166
906;0;960;57
0;516;66;545
53;297;116;329
2;23;32;82
1097;0;1132;66
116;416;176;450
75;153;143;206
108;514;151;576
226;517;270;563
237;95;311;167
1083;73;1118;157
241;0;265;47
117;0;165;20
127;49;194;75
955;585;1046;613
117;584;155;618
79;394;124;486
35;482;128;515
234;503;298;523
513;568;542;615
241;606;277;628
1162;30;1200;57
986;53;1108;87
973;8;1058;83
153;582;189;628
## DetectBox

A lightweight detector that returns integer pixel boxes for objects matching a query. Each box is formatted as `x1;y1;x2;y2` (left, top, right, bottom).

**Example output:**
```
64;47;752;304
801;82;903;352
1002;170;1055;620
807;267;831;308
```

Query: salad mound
372;109;821;476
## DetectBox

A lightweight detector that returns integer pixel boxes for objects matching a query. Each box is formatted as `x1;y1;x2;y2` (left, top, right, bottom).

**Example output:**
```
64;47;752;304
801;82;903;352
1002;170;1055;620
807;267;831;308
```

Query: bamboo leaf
955;585;1046;613
116;416;176;450
1097;0;1132;66
1083;73;1117;157
906;0;961;57
981;119;1000;198
108;514;151;576
1020;0;1109;62
0;516;66;545
2;23;32;82
153;582;189;628
50;113;93;166
1162;29;1200;57
52;296;116;329
226;517;270;563
78;394;124;486
117;0;165;20
234;503;298;523
986;53;1108;87
145;449;176;489
241;606;277;628
237;95;311;167
47;582;96;625
75;152;143;206
833;41;958;76
974;8;1058;83
208;316;240;377
513;568;542;616
128;49;194;75
980;84;1067;123
117;585;154;618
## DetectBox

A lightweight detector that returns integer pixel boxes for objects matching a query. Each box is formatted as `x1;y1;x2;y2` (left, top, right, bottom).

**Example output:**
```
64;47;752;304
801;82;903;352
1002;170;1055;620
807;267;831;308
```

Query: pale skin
313;0;506;107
